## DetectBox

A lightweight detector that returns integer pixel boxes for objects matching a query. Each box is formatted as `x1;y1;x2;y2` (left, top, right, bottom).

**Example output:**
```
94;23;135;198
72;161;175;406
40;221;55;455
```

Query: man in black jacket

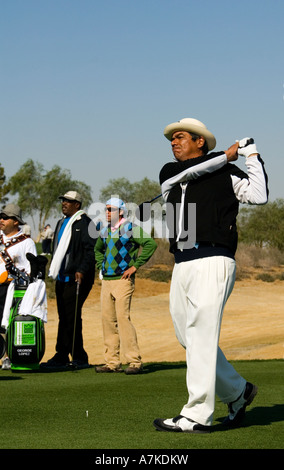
42;191;96;369
153;118;268;433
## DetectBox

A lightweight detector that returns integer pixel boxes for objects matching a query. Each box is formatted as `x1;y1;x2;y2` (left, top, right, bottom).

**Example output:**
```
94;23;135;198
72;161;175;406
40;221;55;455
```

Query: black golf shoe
153;415;211;433
223;382;258;428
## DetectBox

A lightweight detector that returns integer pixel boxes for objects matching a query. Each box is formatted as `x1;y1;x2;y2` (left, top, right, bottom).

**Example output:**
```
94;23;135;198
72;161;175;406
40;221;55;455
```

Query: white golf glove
99;270;103;280
237;137;258;157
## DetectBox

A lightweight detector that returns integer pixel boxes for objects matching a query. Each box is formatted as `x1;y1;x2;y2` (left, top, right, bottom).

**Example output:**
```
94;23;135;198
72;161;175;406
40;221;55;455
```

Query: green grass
0;360;283;450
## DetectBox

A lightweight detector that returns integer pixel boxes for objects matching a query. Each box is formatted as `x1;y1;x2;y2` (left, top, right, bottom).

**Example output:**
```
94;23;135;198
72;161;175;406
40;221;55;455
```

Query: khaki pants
101;278;142;369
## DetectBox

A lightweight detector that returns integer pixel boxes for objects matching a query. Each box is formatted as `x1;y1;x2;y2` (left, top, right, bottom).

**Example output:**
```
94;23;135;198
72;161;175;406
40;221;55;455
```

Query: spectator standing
95;197;157;374
42;191;96;370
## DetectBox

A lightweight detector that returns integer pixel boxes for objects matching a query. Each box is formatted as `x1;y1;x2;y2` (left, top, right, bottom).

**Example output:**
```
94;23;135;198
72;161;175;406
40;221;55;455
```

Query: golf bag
5;253;48;371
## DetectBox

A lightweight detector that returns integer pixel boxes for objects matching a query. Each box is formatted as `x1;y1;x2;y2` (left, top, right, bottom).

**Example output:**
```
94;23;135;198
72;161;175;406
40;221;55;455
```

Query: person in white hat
42;191;96;370
153;118;268;433
95;197;157;374
0;203;37;369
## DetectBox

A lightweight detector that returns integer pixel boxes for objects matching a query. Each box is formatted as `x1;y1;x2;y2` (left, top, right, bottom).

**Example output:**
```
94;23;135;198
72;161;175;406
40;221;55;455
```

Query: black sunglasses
61;198;77;203
105;207;119;212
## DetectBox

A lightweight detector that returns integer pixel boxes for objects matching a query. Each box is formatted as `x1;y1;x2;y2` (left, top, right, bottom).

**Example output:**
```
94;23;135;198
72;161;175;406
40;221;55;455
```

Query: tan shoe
95;365;123;373
124;365;143;375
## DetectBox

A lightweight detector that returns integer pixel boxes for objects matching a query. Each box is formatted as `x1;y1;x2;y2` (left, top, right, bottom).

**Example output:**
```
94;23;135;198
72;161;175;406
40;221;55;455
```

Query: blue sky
1;0;283;205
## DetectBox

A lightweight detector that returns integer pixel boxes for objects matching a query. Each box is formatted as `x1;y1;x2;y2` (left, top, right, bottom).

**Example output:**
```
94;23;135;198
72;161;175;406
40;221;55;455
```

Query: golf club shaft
149;194;162;203
71;281;80;362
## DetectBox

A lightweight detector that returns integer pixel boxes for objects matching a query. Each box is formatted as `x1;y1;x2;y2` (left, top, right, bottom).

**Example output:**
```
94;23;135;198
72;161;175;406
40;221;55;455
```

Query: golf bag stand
5;254;47;372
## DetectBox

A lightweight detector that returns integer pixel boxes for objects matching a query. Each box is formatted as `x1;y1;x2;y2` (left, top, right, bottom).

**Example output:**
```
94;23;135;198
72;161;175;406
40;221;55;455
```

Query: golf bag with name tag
5;253;48;371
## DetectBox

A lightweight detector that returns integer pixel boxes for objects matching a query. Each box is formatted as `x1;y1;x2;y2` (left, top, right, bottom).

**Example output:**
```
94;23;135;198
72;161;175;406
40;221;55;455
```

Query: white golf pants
170;256;246;426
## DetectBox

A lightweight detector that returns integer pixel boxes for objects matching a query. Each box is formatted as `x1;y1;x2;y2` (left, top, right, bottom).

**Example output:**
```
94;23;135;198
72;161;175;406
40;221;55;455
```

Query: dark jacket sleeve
65;214;96;284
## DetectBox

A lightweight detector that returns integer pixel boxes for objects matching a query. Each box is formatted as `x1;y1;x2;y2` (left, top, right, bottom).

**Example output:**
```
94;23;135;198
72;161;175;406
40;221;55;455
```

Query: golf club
136;194;162;221
69;281;80;370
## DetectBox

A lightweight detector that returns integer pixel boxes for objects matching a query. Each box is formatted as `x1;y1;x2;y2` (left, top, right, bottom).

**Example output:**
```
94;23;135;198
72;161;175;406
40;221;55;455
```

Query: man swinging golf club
153;118;268;433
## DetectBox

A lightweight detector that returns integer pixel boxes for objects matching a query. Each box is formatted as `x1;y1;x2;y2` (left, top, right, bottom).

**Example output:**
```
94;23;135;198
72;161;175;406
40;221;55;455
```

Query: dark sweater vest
160;164;247;256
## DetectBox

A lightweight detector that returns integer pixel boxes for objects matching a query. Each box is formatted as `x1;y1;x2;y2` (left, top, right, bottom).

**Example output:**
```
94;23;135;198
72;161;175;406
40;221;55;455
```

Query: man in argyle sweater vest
95;198;157;374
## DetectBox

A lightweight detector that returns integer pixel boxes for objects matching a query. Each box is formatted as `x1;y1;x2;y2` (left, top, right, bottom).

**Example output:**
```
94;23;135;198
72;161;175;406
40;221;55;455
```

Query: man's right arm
159;141;243;201
159;151;227;201
94;237;105;270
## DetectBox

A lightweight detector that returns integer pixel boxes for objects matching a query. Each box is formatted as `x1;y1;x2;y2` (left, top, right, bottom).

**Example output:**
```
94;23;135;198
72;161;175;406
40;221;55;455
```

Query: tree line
237;199;284;251
0;160;161;239
0;159;283;251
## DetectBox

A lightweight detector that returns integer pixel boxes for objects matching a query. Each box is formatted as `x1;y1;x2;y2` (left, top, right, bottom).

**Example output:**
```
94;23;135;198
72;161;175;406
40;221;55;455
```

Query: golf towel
18;279;47;322
48;210;85;279
1;281;15;329
1;279;47;329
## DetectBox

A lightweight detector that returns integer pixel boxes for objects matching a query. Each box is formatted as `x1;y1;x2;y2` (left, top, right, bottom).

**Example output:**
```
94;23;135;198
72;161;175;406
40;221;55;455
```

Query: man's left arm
121;227;157;280
230;138;269;205
19;238;38;275
75;218;96;283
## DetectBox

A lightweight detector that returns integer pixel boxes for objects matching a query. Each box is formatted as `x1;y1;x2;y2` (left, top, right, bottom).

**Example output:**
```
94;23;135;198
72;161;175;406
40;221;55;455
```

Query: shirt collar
110;217;126;232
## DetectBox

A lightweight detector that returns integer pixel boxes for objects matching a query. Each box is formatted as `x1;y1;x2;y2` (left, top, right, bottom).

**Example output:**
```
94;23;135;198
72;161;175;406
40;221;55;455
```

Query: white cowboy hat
163;118;216;151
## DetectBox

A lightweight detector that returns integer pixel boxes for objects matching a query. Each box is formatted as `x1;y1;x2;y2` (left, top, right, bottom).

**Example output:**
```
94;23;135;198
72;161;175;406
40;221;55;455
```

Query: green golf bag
5;253;48;371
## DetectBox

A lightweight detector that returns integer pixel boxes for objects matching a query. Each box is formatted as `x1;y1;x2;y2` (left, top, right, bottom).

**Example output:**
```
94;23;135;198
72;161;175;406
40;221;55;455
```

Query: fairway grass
0;360;283;450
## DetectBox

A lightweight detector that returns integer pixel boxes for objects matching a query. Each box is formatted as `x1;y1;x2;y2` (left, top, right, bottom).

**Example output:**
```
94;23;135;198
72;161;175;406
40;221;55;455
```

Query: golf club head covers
26;253;48;281
237;137;258;158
